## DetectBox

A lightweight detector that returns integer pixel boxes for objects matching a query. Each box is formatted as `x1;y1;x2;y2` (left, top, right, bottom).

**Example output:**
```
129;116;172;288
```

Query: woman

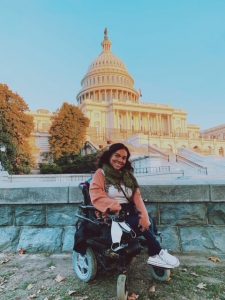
89;143;179;269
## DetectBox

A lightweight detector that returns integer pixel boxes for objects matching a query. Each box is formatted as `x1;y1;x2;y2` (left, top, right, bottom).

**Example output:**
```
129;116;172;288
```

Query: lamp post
0;145;6;172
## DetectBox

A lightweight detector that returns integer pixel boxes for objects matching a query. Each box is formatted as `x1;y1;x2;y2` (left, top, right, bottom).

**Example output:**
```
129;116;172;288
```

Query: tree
49;102;89;161
0;84;34;174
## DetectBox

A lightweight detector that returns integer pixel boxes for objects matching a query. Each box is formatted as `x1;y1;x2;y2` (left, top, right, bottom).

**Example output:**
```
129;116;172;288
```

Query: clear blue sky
1;0;225;130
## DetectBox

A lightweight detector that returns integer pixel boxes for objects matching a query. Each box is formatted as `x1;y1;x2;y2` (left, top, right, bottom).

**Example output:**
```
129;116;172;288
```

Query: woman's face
109;149;128;170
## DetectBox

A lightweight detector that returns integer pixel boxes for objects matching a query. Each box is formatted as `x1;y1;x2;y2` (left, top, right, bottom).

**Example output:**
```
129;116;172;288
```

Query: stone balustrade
0;184;225;254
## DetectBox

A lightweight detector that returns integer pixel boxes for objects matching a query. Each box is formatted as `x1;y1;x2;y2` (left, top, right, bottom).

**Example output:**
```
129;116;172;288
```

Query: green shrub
39;163;62;174
39;152;99;174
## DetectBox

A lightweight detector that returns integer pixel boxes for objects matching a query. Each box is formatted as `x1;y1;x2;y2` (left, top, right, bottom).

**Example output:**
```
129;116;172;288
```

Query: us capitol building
28;29;225;163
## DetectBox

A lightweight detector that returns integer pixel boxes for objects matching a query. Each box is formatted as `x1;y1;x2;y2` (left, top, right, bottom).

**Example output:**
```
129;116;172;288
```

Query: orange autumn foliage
0;84;33;143
0;84;34;173
49;102;89;160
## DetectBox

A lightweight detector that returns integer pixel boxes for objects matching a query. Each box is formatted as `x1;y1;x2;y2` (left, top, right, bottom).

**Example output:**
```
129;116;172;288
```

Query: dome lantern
101;28;112;52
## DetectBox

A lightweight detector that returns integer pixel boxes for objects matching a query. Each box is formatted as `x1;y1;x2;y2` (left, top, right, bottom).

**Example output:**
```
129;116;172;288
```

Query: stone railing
0;173;91;184
0;184;225;254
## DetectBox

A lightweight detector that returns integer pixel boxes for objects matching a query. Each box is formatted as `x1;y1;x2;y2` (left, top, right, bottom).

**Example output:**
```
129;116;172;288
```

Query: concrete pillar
156;114;159;133
117;110;120;129
126;111;129;130
148;113;151;132
167;115;171;135
139;112;141;131
159;114;162;134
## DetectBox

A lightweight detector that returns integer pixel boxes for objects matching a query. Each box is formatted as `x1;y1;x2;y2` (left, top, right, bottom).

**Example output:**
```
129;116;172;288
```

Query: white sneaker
111;243;128;252
159;249;180;268
147;255;172;269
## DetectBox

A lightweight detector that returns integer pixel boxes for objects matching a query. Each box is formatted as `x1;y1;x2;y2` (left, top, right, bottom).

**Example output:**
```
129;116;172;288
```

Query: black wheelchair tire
117;274;128;300
149;265;171;281
72;248;97;282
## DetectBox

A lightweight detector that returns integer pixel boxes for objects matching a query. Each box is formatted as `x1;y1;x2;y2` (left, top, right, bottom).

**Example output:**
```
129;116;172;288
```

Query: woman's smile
110;149;128;170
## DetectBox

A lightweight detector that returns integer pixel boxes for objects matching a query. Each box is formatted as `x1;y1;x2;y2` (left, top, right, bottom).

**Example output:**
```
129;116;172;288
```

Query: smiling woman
89;143;180;269
109;149;128;170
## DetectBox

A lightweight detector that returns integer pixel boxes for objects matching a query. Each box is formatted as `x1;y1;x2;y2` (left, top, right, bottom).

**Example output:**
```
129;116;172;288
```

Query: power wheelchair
72;181;171;300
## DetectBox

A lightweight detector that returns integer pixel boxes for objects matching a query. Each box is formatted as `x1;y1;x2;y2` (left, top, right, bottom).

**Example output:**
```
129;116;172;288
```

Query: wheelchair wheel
149;265;171;282
117;274;128;300
72;247;97;282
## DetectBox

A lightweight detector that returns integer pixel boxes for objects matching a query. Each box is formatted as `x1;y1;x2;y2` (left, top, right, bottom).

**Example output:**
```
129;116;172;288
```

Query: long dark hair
98;143;133;171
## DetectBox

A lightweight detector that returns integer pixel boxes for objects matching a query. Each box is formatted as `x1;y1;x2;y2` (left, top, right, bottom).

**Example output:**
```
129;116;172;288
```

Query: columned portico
75;29;214;154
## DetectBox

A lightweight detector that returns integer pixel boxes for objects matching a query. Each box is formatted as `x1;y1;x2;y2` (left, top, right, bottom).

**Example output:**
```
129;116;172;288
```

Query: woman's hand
139;216;151;232
109;202;121;214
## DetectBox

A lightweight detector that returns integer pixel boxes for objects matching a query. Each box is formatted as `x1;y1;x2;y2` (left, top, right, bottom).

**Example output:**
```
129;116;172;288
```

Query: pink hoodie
89;168;151;230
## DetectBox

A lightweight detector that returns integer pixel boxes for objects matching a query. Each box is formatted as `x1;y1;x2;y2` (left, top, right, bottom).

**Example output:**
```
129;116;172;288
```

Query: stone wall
0;185;225;254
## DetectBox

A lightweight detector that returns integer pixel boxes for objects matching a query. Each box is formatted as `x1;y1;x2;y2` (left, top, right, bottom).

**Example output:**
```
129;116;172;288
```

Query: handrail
131;155;149;162
176;154;208;175
134;166;184;177
137;171;184;177
148;145;170;162
134;166;171;174
4;174;92;183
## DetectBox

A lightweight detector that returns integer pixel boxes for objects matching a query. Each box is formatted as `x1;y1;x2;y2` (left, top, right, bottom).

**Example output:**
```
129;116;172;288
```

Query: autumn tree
49;102;89;161
0;84;34;174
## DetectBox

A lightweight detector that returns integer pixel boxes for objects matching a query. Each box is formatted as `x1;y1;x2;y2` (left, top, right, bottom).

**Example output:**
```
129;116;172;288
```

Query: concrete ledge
2;184;225;204
0;187;70;204
1;184;225;254
68;186;83;203
211;185;225;202
140;185;210;202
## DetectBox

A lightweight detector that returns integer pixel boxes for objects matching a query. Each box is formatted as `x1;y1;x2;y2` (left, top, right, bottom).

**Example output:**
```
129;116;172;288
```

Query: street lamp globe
0;145;6;152
0;145;7;173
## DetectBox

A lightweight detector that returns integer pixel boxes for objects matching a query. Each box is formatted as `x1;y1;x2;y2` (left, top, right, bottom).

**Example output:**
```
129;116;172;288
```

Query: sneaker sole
147;259;173;269
159;258;180;268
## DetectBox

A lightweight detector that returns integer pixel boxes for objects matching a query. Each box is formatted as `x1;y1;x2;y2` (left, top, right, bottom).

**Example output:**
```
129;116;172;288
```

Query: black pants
124;213;162;256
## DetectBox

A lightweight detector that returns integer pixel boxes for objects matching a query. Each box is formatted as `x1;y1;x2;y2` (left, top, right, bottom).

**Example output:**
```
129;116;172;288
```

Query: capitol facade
28;29;225;163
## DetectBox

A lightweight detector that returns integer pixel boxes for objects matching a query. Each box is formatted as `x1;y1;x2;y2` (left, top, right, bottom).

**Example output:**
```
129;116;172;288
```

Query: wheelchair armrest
79;205;96;211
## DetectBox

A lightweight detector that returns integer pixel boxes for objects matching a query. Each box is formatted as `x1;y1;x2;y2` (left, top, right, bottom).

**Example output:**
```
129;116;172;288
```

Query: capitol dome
76;29;140;104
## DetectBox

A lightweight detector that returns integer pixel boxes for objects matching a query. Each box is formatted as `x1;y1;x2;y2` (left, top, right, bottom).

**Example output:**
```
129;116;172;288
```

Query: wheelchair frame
72;181;171;300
